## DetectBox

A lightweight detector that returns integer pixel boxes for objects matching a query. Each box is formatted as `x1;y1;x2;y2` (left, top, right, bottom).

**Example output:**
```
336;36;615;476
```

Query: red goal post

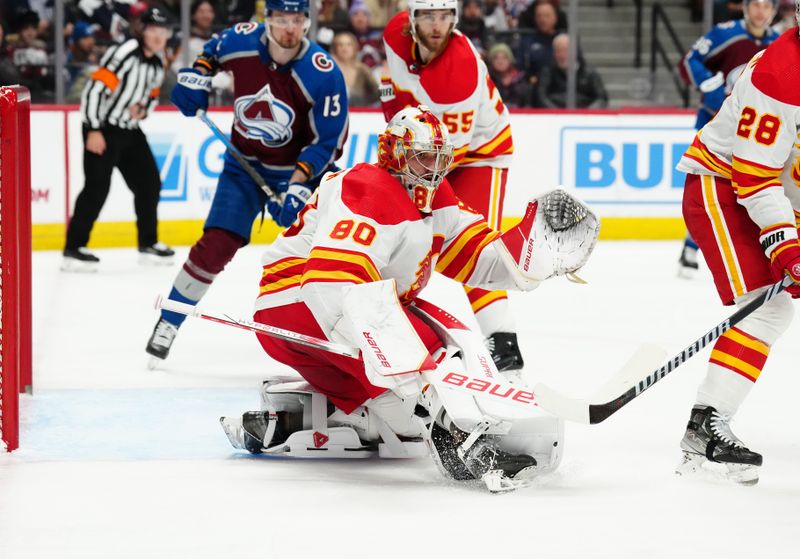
0;86;33;452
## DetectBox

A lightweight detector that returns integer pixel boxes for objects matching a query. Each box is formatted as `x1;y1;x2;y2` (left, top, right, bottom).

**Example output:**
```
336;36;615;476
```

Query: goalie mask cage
0;86;33;452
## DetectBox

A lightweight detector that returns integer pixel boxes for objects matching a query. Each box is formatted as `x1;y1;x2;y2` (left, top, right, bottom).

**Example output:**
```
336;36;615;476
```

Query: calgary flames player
219;107;600;492
380;0;523;376
675;18;800;485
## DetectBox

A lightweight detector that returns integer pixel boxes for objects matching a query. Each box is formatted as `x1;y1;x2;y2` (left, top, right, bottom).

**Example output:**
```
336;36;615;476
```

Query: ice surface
2;242;799;559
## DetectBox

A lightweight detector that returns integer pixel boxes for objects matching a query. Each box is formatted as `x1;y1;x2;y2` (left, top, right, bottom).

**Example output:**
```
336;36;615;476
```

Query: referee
63;7;176;271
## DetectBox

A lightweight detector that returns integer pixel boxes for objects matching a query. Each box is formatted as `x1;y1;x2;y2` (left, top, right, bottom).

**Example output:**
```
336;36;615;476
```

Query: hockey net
0;86;32;452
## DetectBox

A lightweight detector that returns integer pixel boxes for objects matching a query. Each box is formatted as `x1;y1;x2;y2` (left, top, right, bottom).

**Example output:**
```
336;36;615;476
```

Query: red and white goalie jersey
255;163;520;334
380;12;513;169
678;28;800;233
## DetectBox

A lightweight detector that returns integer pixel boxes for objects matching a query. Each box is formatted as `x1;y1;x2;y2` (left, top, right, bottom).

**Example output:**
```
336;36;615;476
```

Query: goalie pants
447;166;511;321
682;173;783;305
66;126;161;250
253;302;444;414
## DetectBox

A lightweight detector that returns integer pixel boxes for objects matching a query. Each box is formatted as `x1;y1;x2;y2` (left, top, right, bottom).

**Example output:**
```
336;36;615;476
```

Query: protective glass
268;14;309;28
414;11;456;26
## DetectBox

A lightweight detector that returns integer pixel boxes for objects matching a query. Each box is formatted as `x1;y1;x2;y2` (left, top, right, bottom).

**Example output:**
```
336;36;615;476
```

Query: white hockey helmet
408;0;459;42
378;106;454;213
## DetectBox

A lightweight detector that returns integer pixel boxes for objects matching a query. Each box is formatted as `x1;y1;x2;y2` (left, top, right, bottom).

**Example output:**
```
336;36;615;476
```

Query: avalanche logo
233;84;295;148
312;52;334;72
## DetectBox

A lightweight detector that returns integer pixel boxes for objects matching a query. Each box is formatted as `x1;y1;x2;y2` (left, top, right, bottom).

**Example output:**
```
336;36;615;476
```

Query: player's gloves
762;225;800;297
171;68;212;117
266;197;283;224
699;72;725;115
277;183;313;227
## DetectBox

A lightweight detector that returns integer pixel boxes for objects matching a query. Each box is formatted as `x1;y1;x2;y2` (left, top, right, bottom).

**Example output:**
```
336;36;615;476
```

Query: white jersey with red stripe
255;163;520;335
381;12;513;169
677;28;800;235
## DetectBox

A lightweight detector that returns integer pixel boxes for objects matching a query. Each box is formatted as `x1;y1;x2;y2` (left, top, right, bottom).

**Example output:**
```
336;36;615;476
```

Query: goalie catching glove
496;188;600;289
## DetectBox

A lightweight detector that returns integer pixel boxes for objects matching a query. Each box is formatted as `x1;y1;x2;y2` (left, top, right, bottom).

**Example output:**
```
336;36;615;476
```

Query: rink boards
28;107;697;249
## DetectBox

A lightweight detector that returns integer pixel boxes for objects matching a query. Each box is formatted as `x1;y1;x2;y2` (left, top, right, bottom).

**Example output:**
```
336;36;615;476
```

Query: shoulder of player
106;38;140;63
215;22;265;57
294;41;343;86
417;31;480;104
706;19;747;42
334;163;423;225
383;11;412;59
751;29;800;106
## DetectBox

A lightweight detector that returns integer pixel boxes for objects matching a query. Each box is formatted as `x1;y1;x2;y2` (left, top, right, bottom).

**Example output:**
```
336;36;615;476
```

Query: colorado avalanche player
676;0;778;276
218;107;600;492
145;0;348;364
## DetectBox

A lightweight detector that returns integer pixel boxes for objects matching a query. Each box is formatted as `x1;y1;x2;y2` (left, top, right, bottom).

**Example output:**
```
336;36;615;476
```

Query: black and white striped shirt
80;38;165;130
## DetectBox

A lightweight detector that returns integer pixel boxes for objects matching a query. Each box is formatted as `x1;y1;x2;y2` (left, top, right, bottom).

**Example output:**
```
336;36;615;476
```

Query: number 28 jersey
678;28;800;232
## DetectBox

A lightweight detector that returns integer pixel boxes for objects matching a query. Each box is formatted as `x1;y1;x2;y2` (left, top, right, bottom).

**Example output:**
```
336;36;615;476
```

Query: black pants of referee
65;126;161;251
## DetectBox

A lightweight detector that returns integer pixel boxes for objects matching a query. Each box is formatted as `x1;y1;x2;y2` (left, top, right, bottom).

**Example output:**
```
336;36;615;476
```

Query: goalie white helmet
378;105;454;212
408;0;459;43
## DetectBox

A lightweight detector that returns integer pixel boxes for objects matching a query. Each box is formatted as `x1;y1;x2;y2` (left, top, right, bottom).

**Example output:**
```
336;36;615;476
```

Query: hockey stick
534;275;794;425
155;297;548;415
196;110;282;206
156;296;358;358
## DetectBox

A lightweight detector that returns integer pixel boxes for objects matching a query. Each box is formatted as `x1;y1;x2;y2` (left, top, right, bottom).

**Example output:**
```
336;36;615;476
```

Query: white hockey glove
496;188;600;289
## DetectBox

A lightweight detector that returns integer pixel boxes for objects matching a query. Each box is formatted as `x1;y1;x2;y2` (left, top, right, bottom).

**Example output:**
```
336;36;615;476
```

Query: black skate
675;405;762;485
61;247;100;272
431;421;537;492
138;242;175;265
678;246;699;279
486;332;524;373
145;318;178;367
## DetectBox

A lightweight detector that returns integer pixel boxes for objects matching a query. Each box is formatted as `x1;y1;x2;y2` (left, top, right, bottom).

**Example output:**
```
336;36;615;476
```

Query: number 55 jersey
380;12;513;170
677;28;800;303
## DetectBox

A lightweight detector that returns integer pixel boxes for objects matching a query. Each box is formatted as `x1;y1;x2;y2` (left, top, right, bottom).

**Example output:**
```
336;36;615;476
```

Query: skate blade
675;452;759;486
146;355;163;370
60;259;98;273
138;253;175;266
677;265;697;280
219;416;247;451
481;469;536;493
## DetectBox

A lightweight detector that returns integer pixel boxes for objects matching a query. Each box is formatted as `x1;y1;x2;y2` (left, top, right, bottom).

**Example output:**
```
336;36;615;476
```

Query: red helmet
378;106;454;212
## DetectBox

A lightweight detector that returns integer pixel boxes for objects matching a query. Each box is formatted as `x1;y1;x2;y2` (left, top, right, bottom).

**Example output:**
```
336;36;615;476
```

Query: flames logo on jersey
792;156;800;189
233;84;295;148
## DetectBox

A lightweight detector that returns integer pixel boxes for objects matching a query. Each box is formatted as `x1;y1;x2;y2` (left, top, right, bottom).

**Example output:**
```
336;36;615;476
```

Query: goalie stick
534;275;794;424
196;110;282;206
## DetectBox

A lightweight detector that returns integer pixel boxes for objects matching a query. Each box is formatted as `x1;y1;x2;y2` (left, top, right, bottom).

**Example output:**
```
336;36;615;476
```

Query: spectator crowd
0;0;668;109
